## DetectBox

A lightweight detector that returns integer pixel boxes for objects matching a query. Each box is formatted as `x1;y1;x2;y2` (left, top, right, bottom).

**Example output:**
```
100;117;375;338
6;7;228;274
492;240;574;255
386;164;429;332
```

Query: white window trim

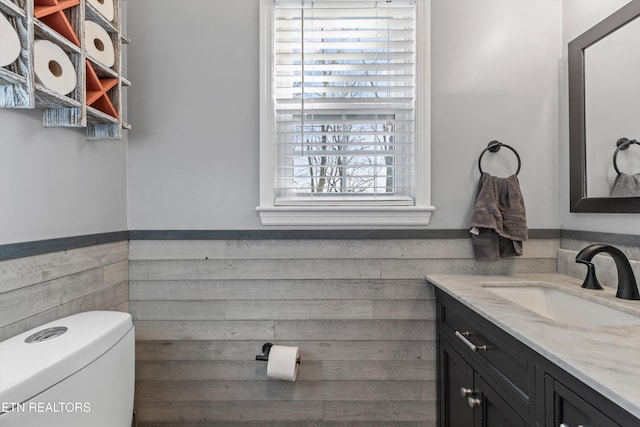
257;0;434;227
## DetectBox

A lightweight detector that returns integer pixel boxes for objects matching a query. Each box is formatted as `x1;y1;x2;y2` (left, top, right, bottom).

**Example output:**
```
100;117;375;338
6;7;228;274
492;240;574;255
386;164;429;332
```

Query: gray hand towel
470;173;528;261
611;173;640;197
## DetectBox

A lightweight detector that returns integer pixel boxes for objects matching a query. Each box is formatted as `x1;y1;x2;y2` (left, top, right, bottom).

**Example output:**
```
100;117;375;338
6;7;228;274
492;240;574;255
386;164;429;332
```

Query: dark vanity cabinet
435;288;640;427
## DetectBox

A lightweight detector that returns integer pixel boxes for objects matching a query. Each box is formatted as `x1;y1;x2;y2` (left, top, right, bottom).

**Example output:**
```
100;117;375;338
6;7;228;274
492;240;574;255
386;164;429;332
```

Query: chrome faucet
575;244;640;300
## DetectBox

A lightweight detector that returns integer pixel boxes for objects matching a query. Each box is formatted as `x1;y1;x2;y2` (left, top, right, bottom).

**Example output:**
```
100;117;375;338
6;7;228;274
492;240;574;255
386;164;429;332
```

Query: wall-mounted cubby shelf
0;0;129;140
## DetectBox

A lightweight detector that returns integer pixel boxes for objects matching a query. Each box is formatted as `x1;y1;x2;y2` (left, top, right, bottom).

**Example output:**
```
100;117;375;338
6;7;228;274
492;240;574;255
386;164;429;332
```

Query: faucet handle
576;260;603;290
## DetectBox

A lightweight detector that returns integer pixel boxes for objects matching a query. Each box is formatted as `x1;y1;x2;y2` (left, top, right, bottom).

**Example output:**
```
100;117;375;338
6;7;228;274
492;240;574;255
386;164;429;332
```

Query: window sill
256;205;435;226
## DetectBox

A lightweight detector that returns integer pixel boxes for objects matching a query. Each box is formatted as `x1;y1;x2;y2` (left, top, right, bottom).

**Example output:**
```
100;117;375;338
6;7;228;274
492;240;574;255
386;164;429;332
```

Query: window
259;0;433;226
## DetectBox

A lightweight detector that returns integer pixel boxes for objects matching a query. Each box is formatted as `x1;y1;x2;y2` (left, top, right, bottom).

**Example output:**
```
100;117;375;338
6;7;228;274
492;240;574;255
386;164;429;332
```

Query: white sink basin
482;284;640;326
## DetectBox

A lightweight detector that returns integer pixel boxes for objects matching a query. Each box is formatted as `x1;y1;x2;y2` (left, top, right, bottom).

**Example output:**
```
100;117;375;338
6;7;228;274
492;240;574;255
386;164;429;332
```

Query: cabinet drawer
439;294;534;411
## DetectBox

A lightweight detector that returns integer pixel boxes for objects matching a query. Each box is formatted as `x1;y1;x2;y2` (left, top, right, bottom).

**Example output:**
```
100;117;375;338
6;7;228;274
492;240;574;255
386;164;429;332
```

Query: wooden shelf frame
0;0;129;139
0;0;34;108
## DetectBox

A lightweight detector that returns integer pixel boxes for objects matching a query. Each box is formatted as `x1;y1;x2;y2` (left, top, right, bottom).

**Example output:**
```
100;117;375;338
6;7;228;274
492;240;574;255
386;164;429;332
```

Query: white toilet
0;311;135;427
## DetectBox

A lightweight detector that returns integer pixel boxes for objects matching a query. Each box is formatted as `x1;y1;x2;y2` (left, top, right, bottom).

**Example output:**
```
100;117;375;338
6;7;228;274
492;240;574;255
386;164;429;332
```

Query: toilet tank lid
0;311;133;408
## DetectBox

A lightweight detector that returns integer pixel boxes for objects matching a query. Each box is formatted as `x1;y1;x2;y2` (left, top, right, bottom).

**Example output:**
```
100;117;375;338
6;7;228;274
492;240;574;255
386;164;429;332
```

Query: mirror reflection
569;0;640;212
584;16;640;197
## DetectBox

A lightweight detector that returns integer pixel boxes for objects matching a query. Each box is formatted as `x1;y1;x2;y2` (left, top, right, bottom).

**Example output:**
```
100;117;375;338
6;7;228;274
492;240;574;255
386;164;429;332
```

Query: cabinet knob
467;396;482;408
460;387;474;397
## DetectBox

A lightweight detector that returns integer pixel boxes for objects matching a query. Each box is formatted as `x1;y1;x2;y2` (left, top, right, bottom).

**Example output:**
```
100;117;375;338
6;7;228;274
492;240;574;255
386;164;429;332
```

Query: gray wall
126;0;563;231
3;1;639;238
129;237;558;426
0;108;128;245
430;0;561;230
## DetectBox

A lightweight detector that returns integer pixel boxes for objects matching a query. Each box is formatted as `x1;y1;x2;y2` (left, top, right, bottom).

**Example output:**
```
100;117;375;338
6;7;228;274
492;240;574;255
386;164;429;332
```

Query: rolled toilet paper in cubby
0;12;21;67
87;0;115;22
85;20;115;68
266;345;300;382
33;39;77;96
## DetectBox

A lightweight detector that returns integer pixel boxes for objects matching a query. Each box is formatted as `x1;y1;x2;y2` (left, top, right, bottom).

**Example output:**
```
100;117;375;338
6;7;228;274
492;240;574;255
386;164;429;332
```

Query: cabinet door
546;378;619;427
477;373;529;427
439;339;475;427
439;338;529;427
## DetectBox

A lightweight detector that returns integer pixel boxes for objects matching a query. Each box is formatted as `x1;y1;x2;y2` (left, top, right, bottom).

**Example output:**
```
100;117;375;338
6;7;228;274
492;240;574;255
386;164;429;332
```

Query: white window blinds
273;0;416;204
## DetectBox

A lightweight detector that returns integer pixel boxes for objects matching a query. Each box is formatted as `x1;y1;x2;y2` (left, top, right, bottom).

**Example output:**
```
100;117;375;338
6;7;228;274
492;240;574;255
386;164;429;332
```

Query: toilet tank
0;311;134;427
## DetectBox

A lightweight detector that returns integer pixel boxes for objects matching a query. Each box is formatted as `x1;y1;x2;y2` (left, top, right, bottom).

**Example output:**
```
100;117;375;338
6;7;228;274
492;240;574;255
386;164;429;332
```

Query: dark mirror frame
569;0;640;212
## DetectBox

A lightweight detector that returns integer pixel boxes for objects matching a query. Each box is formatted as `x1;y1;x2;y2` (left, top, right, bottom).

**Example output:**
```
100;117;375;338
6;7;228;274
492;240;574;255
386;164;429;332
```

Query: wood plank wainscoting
129;236;558;427
0;239;129;342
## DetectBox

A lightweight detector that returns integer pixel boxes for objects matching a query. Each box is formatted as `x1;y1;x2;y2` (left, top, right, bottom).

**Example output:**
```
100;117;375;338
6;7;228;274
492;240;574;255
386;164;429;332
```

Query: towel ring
478;140;521;176
613;138;640;175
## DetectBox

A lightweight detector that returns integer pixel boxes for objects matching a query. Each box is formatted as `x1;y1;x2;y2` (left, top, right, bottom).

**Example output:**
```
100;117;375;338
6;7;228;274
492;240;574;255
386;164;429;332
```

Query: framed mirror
569;0;640;212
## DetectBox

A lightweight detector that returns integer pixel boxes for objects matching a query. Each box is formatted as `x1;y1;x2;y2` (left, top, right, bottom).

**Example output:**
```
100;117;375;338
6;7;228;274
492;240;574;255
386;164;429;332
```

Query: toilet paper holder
255;342;301;365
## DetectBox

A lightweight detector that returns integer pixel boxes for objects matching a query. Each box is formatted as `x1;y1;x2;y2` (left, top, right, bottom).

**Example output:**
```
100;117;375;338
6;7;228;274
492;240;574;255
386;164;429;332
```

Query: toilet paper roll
33;39;77;96
87;0;115;22
266;345;300;382
85;20;115;68
0;12;21;67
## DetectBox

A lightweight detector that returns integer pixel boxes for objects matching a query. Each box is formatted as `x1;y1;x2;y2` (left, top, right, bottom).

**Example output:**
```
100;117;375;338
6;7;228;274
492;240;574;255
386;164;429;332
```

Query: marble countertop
426;273;640;420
